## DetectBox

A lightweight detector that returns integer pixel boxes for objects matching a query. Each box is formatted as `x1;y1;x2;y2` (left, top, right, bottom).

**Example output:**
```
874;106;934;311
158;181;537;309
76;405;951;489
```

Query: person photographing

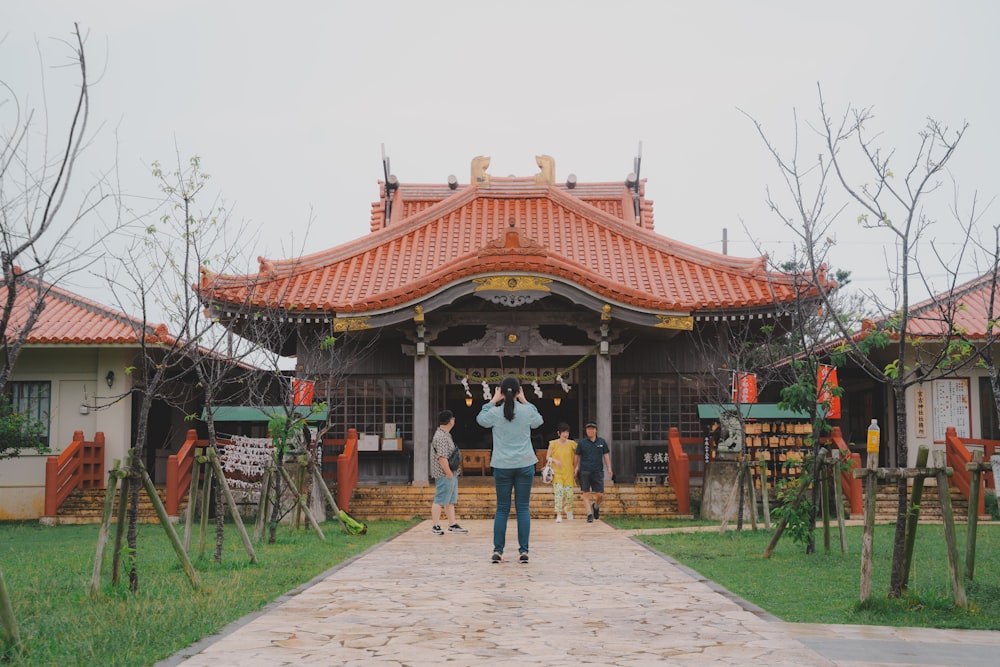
477;376;543;564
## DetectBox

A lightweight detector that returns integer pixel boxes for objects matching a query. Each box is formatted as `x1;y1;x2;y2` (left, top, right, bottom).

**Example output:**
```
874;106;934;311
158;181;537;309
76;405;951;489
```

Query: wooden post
292;458;306;530
139;466;201;590
206;448;257;563
965;451;983;581
111;469;131;587
254;466;273;543
90;460;123;598
831;450;848;554
859;448;878;602
820;449;831;553
197;452;213;559
0;565;21;656
183;453;202;551
932;451;966;608
278;464;326;541
763;472;810;558
313;466;348;531
901;446;929;590
759;457;771;529
746;459;759;530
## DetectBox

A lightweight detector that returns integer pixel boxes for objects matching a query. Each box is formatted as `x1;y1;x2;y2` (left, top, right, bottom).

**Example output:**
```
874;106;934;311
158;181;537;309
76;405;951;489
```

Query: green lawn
0;519;415;666
622;520;1000;630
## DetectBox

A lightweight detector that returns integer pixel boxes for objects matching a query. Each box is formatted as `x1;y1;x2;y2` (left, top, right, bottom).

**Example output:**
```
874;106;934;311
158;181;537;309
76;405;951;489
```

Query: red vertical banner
292;378;315;406
817;365;841;419
733;372;758;404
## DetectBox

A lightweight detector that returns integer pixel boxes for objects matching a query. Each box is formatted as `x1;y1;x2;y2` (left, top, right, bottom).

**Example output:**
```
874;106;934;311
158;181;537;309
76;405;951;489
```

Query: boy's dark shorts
578;469;605;493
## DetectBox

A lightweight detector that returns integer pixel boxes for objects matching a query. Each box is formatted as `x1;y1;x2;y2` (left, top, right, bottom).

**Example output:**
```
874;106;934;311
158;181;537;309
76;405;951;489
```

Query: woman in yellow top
546;422;577;522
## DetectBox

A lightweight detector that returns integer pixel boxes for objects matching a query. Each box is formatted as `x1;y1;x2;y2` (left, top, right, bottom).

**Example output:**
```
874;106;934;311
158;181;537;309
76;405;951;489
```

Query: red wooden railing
336;428;359;512
827;427;863;516
944;426;996;517
166;429;203;516
667;427;691;515
44;431;105;517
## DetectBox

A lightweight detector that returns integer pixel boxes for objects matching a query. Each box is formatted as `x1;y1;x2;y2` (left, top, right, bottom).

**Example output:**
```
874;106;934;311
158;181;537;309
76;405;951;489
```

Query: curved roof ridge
250;185;483;278
540;184;770;276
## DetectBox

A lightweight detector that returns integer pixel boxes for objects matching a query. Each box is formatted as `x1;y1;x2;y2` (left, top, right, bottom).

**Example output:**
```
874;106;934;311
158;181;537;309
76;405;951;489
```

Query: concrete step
873;484;971;521
345;480;685;521
51;487;185;525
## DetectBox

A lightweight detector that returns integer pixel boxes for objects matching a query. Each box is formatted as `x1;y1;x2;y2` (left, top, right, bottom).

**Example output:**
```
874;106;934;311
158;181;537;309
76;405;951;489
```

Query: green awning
202;406;328;422
697;404;809;420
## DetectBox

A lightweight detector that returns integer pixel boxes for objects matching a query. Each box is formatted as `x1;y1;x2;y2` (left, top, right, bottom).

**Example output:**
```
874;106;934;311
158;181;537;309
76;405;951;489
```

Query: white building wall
0;347;134;519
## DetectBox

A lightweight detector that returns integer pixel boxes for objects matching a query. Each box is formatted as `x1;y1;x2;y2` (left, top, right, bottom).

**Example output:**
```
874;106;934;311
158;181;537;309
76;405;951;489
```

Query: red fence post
667;427;691;515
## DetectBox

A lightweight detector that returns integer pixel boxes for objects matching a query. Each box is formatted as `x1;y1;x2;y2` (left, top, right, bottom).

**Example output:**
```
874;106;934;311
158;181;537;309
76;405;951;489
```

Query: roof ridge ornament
534;155;555;185
479;220;547;257
471;156;491;187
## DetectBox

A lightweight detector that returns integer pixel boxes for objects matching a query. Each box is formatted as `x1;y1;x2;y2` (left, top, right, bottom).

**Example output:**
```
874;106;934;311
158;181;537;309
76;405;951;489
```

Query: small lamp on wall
553;396;562;407
105;370;115;388
465;396;473;407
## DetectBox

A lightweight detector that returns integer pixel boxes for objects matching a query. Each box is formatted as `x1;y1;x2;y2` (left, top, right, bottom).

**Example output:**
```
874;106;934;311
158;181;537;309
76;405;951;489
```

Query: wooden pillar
412;353;430;486
596;352;612;448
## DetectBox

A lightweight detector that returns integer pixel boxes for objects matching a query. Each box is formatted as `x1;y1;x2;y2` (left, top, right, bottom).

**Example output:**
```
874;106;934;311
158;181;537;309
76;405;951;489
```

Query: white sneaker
555;515;562;523
566;511;574;521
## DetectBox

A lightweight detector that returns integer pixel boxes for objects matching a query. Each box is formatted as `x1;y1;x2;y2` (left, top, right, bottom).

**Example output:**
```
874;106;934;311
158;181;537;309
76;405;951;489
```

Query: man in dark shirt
574;421;612;522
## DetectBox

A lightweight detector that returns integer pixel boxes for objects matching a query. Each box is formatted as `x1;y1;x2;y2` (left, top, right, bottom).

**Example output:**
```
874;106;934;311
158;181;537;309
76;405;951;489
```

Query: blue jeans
493;464;535;555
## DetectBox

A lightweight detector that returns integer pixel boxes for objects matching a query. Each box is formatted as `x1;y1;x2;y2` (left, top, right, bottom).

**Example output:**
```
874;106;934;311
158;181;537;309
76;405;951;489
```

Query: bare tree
746;84;978;596
1;24;123;389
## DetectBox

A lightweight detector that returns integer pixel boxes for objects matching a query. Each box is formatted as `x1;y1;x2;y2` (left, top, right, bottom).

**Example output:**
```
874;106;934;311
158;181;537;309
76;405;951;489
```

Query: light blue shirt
477;401;543;469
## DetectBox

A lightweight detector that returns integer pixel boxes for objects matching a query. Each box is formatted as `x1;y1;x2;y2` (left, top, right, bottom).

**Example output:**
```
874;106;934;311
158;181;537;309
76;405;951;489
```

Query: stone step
345;480;684;521
873;484;971;521
51;487;186;525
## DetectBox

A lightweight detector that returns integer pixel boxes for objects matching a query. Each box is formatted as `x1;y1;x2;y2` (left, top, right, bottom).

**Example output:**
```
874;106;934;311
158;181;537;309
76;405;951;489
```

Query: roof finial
471;156;491;187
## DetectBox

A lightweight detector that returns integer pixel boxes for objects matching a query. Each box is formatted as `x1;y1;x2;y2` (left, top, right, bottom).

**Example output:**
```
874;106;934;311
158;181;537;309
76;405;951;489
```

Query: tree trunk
888;382;910;597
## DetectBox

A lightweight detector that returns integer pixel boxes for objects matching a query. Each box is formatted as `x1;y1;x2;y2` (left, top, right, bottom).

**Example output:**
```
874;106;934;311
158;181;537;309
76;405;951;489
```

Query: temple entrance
442;379;588;473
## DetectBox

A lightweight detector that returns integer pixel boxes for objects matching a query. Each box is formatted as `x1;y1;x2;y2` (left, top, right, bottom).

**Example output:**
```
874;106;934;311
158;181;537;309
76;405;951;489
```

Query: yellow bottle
866;419;880;454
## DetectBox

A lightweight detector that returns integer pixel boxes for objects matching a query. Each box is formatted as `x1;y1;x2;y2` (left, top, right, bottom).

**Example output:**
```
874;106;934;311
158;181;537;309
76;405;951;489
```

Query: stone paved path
159;519;1000;666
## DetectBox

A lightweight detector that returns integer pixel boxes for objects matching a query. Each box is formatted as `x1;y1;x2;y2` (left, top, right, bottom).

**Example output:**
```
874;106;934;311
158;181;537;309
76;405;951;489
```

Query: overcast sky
4;1;999;309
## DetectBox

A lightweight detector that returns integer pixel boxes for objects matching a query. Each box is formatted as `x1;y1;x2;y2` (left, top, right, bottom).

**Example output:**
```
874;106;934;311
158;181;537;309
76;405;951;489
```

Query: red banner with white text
733;372;758;404
292;378;315;406
816;365;841;419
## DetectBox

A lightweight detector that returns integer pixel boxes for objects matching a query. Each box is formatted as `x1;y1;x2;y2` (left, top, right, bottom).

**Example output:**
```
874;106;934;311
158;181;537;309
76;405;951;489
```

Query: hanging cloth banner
817;365;841;419
292;378;316;406
732;372;758;404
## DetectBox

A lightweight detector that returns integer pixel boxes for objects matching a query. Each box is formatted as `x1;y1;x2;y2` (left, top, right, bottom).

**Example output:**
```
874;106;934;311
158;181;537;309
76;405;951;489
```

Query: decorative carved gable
479;221;547;258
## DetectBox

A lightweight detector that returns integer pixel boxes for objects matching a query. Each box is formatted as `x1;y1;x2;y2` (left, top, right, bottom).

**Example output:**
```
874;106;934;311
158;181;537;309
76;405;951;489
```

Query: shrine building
197;155;829;485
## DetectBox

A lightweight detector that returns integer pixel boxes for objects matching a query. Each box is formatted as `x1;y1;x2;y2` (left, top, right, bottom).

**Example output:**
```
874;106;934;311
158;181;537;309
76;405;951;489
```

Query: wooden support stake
0;566;21;656
183;450;203;551
820;449;831;553
759;458;771;529
197;457;214;559
206;448;257;563
746;460;759;530
253;466;272;543
139;466;201;590
278;464;325;541
831;450;848;554
90;459;123;598
111;470;131;586
859;448;878;602
901;446;930;590
313;466;348;531
965;451;983;581
932;451;966;608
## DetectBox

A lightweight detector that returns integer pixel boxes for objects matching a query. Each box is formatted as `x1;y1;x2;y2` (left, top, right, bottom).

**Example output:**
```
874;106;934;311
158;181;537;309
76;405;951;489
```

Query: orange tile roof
201;177;824;315
6;272;168;345
904;272;1000;339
